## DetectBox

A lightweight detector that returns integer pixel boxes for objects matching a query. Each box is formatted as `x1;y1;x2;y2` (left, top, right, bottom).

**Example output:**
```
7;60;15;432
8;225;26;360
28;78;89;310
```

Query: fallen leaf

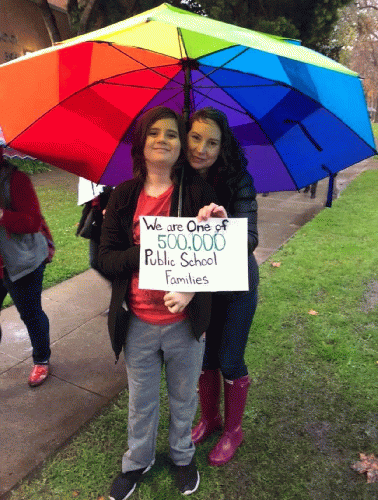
97;497;106;500
351;453;378;483
271;262;281;267
308;309;319;315
72;492;79;498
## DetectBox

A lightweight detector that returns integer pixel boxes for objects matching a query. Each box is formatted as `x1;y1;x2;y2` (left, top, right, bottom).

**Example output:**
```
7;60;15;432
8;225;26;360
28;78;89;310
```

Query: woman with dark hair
187;107;259;466
98;106;218;499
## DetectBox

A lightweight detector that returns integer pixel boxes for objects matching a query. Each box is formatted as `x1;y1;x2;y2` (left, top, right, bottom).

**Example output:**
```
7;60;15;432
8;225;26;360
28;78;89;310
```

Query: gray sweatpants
122;314;205;472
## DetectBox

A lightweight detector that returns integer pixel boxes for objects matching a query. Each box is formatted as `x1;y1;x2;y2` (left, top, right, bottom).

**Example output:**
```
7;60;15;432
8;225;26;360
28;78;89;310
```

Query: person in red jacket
0;147;51;387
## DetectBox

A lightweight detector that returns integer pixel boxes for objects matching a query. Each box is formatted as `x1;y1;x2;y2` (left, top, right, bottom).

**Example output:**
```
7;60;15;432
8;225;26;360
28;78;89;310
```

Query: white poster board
139;216;248;292
77;177;105;206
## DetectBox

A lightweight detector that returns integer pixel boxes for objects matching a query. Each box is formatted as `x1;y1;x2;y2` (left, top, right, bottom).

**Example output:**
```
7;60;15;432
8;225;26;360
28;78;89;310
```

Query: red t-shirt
128;185;187;324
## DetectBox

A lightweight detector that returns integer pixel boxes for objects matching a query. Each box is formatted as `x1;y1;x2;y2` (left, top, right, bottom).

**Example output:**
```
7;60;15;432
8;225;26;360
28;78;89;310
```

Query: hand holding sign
164;291;195;313
197;203;228;220
139;216;248;292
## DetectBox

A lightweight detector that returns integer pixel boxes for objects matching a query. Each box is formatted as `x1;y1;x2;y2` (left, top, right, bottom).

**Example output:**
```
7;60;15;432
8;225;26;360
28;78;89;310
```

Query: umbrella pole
181;58;198;124
322;165;335;208
180;59;195;218
183;64;191;124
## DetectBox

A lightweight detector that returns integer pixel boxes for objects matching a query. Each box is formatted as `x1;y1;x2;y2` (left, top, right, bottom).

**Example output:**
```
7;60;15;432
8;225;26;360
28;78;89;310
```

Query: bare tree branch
77;0;101;35
356;0;378;11
39;0;62;44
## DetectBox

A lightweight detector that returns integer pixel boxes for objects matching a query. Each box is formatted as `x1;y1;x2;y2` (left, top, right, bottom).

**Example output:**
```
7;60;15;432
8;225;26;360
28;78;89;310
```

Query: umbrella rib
284;119;323;151
191;46;250;86
104;82;163;90
103;81;278;89
100;69;189;108
177;27;186;60
109;44;181;83
109;42;214;96
191;67;278;116
192;87;250;116
109;42;203;95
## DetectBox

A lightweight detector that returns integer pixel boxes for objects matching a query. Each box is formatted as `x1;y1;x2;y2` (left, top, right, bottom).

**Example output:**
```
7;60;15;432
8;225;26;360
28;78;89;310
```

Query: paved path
0;158;377;498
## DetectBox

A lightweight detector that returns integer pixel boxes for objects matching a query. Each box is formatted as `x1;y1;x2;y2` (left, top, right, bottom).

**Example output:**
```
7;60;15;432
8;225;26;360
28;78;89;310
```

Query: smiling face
187;118;222;176
144;118;181;171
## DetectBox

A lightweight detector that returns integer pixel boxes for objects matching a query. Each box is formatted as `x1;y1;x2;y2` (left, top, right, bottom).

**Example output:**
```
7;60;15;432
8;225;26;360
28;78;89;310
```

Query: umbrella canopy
0;127;35;160
0;3;375;192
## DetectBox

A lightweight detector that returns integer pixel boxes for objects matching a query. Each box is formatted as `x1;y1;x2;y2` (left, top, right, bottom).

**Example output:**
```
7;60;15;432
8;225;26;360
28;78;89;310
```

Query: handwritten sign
139;216;248;291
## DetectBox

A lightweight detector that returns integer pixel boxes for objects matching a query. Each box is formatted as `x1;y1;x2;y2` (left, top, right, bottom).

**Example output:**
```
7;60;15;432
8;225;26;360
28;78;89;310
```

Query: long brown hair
131;106;187;182
188;107;247;180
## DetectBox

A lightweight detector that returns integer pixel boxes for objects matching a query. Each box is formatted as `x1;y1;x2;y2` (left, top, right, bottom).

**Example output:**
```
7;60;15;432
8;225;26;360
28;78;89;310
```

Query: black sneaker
175;458;200;496
109;463;153;500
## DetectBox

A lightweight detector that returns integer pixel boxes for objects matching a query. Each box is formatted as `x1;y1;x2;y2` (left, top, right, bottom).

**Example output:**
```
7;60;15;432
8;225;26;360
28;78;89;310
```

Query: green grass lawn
7;168;378;499
371;122;378;145
37;186;89;288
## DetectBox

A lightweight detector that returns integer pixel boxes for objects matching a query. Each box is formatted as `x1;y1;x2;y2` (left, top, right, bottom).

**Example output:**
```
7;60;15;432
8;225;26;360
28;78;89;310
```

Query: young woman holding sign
98;106;218;499
187;107;259;466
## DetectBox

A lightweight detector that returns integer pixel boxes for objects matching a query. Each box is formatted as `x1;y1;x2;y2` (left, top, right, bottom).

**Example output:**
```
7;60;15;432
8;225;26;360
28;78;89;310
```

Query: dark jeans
0;262;50;364
203;289;258;380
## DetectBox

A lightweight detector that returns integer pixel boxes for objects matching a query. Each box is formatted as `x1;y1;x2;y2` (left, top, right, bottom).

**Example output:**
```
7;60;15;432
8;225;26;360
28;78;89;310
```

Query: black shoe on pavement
109;463;153;500
175;458;200;496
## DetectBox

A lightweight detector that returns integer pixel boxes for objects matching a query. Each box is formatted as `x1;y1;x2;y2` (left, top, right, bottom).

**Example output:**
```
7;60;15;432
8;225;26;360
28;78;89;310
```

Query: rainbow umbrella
0;3;375;192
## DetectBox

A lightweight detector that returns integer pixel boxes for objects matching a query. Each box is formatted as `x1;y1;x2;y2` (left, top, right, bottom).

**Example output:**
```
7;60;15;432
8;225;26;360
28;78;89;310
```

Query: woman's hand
163;291;195;313
197;203;227;221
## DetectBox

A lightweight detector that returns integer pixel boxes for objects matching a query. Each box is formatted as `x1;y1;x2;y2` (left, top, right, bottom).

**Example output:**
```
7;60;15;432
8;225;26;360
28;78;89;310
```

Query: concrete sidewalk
0;158;377;498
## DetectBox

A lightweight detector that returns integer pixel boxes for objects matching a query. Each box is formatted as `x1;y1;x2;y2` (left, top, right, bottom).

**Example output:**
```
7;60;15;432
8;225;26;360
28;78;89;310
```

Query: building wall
0;0;71;64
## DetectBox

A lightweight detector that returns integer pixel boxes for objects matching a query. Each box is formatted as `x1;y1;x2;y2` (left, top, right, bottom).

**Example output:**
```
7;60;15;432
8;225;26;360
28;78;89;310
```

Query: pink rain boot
208;375;251;466
192;369;223;445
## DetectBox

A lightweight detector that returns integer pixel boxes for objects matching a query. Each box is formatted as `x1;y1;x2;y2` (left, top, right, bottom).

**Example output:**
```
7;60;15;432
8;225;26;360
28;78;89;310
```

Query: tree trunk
77;0;101;35
39;0;62;44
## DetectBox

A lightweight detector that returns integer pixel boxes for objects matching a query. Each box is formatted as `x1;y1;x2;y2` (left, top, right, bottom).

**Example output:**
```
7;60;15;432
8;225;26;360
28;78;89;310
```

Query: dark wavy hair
131;106;187;183
188;107;247;182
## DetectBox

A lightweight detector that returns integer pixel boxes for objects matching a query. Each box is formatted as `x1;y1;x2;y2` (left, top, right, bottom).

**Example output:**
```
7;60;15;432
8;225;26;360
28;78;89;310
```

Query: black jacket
209;168;259;293
76;186;113;243
98;170;218;360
